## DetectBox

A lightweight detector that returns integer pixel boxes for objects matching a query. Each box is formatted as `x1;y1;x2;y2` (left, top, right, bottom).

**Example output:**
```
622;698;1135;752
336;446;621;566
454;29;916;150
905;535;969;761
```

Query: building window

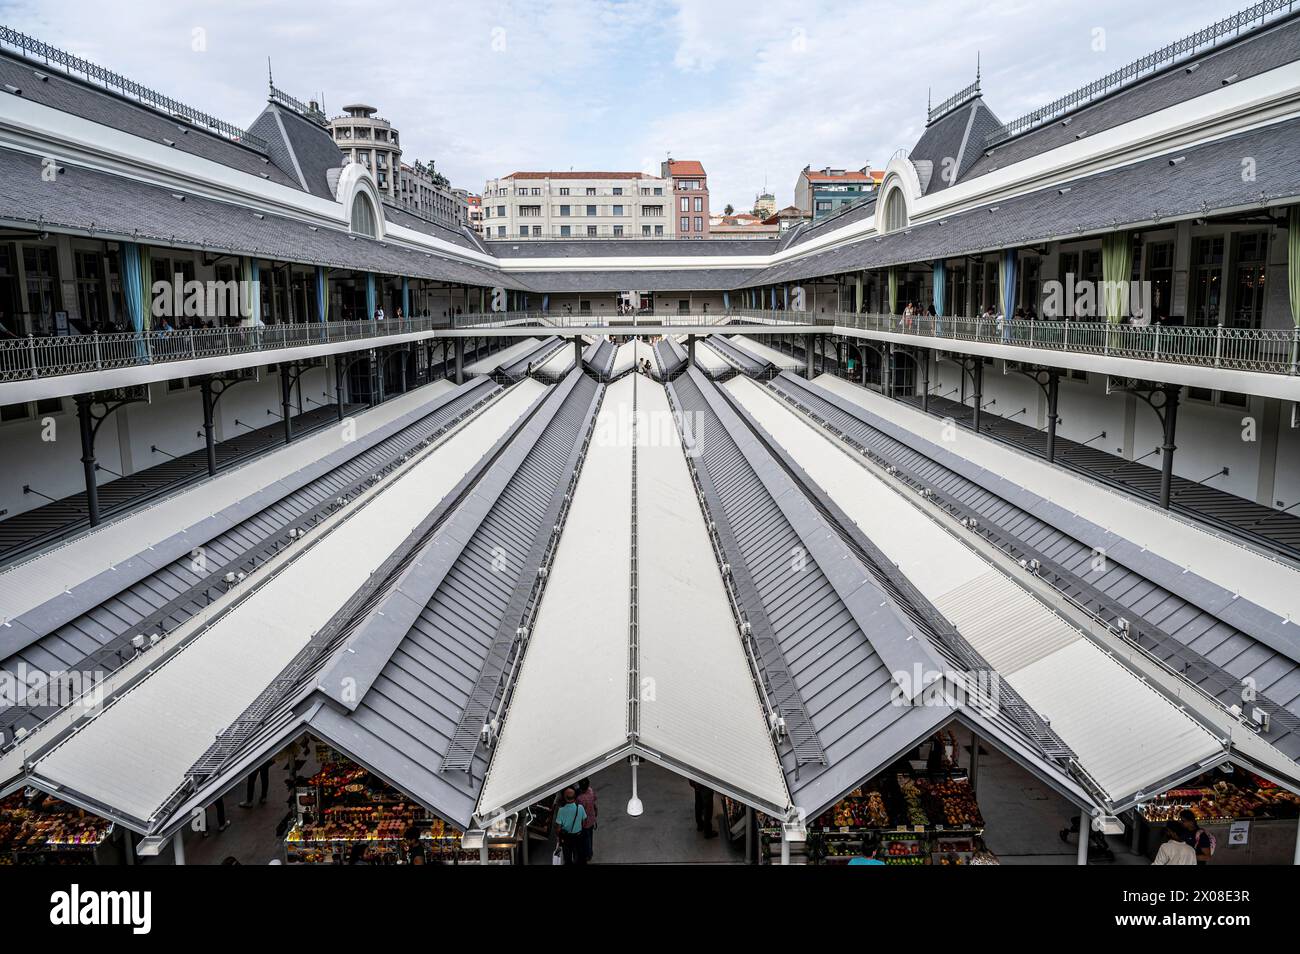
613;187;623;196
350;192;378;236
694;197;703;212
680;216;690;232
612;205;624;216
559;205;570;217
560;225;571;237
880;186;907;234
587;226;597;236
520;226;529;236
1190;236;1224;327
532;225;542;236
519;205;542;216
655;225;664;236
613;225;623;236
680;197;689;212
642;225;651;236
694;217;703;232
496;205;506;216
586;205;597;217
497;226;506;236
1145;241;1174;322
23;245;61;333
586;187;596;196
1230;232;1268;329
531;188;541;196
559;187;569;196
654;188;663;196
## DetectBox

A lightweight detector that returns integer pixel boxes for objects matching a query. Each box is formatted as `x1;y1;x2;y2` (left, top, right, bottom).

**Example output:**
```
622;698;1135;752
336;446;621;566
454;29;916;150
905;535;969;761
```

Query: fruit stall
282;748;516;865
756;770;998;865
0;789;122;865
1136;769;1300;865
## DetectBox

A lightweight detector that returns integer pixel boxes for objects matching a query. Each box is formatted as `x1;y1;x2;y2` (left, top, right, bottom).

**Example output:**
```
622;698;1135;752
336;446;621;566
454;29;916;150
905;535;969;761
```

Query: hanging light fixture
626;756;644;817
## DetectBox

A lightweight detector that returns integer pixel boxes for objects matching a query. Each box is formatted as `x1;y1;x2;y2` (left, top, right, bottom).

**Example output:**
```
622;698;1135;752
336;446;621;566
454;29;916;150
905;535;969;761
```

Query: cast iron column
803;333;814;379
280;363;294;444
1159;384;1181;510
921;349;930;414
1045;369;1060;464
334;357;346;421
687;334;696;368
971;359;983;433
75;393;100;527
199;376;217;476
454;338;465;385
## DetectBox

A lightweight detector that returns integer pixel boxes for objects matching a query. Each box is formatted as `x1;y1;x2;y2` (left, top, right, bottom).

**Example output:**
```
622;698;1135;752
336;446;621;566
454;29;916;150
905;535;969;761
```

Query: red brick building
661;159;709;239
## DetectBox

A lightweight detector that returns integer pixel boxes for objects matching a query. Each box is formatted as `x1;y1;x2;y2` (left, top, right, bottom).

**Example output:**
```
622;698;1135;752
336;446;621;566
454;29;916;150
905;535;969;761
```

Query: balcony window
559;187;570;196
586;226;597;236
613;225;623;236
586;187;596;196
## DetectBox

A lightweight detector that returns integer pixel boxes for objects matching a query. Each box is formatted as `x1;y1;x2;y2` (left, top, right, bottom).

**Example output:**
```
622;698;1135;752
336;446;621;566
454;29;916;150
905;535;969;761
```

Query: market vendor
1178;810;1214;864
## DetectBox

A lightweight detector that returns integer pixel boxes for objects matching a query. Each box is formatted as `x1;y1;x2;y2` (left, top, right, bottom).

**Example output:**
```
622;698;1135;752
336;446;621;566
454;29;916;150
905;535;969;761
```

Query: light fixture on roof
626;755;644;817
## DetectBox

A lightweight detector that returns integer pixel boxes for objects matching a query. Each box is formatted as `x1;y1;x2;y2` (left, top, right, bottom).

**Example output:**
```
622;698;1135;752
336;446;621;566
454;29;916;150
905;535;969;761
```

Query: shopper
1179;809;1215;864
575;778;597;862
1152;824;1197;865
554;787;587;865
691;780;717;838
238;761;272;808
848;842;885;865
202;796;231;836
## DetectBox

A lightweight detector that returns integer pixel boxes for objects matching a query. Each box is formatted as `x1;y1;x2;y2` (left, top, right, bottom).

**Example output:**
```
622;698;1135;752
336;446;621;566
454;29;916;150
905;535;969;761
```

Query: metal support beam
971;359;983;433
686;334;696;368
334;356;345;421
199;376;217;476
969;728;979;793
279;362;294;445
454;337;465;385
1158;384;1181;510
1077;811;1090;866
921;349;931;414
575;335;584;368
173;833;186;867
803;333;814;380
1046;368;1060;463
74;393;100;527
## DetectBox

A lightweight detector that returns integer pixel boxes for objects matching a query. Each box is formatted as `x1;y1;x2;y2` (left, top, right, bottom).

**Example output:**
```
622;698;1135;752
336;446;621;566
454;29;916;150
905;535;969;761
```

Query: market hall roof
738;116;1300;288
0;147;530;290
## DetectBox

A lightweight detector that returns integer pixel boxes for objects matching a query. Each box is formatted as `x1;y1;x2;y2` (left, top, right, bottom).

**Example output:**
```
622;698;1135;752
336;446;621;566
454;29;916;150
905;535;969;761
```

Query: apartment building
481;172;675;239
662;159;710;238
795;165;884;219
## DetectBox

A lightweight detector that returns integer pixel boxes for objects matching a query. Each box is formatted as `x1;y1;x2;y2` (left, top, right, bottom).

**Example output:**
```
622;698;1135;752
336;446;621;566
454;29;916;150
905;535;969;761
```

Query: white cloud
0;0;1248;214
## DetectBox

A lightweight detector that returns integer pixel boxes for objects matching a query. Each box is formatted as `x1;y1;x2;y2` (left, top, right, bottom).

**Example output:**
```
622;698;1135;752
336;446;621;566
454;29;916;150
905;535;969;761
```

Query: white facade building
481;172;675;239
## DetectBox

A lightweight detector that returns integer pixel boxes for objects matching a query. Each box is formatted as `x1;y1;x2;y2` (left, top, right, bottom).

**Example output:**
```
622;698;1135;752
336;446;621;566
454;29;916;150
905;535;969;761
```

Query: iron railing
0;25;268;151
2;310;1296;384
828;312;1300;375
928;78;981;125
268;84;327;126
985;0;1298;146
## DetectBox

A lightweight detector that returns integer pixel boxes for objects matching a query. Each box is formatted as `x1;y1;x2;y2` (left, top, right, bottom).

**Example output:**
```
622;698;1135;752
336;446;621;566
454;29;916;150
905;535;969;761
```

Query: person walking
691;780;717;838
554;787;587;865
238;761;272;808
575;778;597;862
1152;823;1197;865
1179;809;1215;864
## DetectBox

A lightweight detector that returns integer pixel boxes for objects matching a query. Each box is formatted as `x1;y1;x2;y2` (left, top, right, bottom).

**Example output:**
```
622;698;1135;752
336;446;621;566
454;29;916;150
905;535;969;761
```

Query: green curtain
138;247;152;332
1288;206;1300;327
240;256;261;325
888;268;898;315
1101;231;1133;324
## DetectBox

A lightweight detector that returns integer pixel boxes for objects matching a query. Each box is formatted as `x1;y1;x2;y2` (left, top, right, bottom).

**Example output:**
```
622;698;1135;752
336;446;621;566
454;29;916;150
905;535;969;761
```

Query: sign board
1228;819;1250;846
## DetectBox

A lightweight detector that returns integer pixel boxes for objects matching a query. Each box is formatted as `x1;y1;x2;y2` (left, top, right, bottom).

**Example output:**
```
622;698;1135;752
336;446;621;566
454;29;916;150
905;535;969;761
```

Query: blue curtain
401;277;410;318
542;294;549;312
315;267;328;322
723;290;731;310
932;260;947;317
784;285;790;310
121;242;144;333
366;273;377;320
770;287;776;309
1000;250;1017;318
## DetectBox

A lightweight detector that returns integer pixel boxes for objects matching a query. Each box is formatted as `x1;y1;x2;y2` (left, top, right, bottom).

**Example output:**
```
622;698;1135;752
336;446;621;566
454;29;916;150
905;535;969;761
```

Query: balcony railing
827;312;1300;376
2;310;1296;385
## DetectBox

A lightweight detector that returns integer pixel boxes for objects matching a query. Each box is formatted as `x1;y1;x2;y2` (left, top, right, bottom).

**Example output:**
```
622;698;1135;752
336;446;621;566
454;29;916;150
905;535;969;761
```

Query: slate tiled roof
510;268;758;292
487;238;779;258
738;116;1300;287
963;12;1300;181
0;147;530;289
0;52;299;190
246;103;347;200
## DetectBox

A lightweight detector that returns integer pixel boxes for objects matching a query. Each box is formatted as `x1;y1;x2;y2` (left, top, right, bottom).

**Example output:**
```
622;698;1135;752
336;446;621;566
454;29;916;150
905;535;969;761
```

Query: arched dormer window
880;186;907;234
350;192;378;237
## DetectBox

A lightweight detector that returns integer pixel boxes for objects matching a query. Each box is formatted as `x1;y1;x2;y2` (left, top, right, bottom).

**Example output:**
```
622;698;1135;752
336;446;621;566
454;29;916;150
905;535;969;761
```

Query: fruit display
1141;780;1263;823
918;778;984;828
882;834;925;865
285;749;516;865
0;791;114;864
896;776;930;828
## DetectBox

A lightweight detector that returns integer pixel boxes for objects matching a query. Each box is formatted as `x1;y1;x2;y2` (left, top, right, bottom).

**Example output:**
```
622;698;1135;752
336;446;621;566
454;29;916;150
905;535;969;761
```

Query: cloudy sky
1;0;1242;212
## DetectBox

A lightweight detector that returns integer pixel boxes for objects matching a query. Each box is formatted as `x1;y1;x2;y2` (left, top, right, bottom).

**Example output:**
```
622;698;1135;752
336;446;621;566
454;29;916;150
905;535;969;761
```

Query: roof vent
1058;186;1071;195
1221;73;1239;85
253;212;265;220
1185;63;1199;74
1168;156;1186;167
1060;117;1072;127
162;138;176;147
32;71;49;82
171;193;186;202
3;84;21;95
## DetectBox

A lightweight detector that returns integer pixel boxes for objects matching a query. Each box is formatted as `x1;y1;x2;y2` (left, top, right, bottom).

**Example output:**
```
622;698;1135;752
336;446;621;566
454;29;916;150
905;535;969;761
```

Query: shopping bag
552;839;564;865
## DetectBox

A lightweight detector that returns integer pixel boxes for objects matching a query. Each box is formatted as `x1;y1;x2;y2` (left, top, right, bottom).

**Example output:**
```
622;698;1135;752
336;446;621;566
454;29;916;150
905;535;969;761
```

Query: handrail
3;310;1296;384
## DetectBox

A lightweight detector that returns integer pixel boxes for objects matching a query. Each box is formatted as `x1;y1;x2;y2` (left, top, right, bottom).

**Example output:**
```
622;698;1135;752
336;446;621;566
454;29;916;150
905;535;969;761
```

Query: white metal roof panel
0;380;457;621
726;375;1226;805
30;380;545;823
813;374;1300;626
635;379;789;810
476;376;636;817
610;341;637;378
692;340;731;373
465;337;539;374
728;335;803;371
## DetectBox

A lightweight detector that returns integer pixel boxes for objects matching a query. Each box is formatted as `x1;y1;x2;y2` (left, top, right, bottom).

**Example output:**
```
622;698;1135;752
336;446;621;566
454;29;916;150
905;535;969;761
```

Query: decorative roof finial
267;57;274;92
976;51;981;86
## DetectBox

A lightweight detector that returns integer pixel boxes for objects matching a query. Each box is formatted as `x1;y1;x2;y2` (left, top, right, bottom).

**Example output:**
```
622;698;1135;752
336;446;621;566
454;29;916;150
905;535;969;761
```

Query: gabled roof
908;97;1002;195
665;159;707;176
247;102;346;199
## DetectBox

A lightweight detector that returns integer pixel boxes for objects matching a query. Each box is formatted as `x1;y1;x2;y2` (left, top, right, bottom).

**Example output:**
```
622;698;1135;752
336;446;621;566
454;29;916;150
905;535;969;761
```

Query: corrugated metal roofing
24;380;546;824
477;375;636;818
726;375;1227;807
